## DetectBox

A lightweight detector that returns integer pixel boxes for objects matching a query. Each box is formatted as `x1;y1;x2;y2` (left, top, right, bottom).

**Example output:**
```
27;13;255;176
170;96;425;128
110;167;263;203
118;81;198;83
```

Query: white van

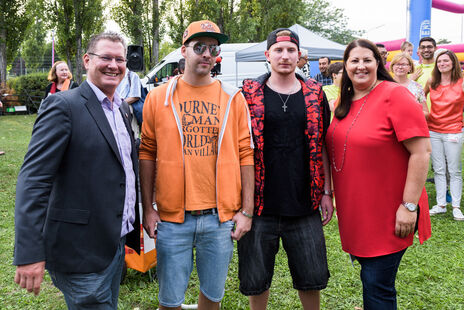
141;43;270;90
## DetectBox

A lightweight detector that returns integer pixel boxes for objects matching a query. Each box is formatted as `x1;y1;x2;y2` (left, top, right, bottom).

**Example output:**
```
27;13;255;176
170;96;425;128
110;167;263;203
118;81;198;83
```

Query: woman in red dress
326;39;432;310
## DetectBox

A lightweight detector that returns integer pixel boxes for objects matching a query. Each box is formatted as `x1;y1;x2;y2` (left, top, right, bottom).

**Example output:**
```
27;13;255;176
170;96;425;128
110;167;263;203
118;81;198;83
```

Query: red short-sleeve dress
326;81;431;258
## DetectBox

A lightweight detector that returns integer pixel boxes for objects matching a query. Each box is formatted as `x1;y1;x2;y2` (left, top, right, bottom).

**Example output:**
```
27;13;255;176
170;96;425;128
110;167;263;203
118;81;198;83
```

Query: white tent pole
235;61;238;87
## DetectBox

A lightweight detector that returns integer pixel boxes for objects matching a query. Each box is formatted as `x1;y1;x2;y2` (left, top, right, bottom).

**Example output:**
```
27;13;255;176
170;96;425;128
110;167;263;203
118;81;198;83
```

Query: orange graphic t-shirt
176;79;222;210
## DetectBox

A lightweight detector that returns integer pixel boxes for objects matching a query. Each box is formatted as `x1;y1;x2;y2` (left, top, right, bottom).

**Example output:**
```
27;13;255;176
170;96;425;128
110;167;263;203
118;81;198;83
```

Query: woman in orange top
425;50;464;220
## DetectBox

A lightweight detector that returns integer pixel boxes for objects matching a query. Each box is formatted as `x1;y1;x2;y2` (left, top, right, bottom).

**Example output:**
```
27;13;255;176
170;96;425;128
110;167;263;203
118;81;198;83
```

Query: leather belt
187;208;218;216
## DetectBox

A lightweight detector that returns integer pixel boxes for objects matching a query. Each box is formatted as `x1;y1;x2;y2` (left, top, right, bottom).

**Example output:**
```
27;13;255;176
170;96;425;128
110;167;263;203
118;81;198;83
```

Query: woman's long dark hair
430;50;463;90
334;39;395;119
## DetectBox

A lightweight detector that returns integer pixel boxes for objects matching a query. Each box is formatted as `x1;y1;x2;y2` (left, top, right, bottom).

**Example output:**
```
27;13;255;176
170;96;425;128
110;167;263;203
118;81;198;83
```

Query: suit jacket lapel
119;102;133;145
119;102;139;177
81;82;123;165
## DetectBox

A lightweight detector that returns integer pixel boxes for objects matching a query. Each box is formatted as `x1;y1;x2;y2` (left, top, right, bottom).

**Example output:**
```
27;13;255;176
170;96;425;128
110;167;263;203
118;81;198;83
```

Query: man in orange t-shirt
139;20;254;310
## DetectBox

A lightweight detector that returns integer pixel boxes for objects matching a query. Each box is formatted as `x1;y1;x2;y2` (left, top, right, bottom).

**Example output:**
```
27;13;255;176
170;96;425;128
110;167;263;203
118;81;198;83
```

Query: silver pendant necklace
277;92;291;112
268;80;299;112
331;81;377;172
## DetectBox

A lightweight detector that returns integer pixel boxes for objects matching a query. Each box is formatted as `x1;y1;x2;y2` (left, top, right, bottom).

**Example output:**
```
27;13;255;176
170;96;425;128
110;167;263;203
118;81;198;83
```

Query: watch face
404;202;417;211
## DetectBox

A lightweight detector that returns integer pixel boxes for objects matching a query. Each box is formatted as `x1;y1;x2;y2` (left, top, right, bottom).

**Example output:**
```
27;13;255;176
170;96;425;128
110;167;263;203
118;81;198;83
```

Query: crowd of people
311;36;464;224
11;19;464;310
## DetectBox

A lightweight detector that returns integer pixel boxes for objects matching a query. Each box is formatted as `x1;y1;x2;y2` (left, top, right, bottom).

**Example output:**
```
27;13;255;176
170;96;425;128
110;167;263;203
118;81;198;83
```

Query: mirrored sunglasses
189;42;221;57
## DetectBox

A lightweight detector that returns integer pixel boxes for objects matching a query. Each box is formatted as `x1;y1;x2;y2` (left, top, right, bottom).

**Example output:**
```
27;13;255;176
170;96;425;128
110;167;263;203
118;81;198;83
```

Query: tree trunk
135;0;143;46
0;28;7;88
73;0;83;84
74;36;83;84
129;0;144;45
60;0;74;74
229;0;234;18
227;0;234;39
217;0;225;32
65;37;73;74
151;0;159;65
144;7;153;67
179;0;184;35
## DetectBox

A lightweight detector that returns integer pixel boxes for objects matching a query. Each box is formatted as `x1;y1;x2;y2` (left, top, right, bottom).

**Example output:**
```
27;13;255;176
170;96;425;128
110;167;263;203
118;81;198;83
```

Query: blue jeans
355;249;406;310
156;213;235;307
49;237;126;310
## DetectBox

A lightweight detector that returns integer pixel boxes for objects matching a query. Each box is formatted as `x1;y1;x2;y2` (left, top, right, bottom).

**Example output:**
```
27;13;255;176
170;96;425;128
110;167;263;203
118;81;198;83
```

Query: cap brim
185;32;229;45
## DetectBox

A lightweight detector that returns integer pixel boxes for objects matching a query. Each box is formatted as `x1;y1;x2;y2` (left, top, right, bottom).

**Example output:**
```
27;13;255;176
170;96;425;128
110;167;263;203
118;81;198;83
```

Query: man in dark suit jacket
13;32;140;309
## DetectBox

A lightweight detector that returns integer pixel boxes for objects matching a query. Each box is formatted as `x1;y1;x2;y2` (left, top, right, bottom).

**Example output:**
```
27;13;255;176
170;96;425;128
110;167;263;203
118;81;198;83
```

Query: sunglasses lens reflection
193;43;220;57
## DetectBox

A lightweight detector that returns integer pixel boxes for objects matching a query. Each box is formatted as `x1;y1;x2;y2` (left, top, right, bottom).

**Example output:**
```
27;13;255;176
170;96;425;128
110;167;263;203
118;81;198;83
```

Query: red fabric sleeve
387;85;430;142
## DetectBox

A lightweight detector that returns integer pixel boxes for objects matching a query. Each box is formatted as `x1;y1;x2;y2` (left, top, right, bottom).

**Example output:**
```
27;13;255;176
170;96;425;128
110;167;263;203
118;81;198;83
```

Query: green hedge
7;73;49;113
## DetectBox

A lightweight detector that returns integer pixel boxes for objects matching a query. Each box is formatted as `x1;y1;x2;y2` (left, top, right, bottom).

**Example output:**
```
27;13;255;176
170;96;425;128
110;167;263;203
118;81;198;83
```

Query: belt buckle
189;208;216;216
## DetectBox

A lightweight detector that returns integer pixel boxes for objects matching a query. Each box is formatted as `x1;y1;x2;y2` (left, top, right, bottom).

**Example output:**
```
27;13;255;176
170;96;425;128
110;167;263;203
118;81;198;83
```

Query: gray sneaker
429;205;447;215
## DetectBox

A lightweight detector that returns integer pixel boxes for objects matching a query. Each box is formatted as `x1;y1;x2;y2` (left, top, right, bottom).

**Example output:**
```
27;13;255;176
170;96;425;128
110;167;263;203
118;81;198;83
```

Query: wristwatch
402;201;418;212
323;189;333;198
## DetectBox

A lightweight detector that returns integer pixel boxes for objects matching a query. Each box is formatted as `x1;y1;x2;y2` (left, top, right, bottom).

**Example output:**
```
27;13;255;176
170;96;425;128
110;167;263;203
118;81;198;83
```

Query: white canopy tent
235;24;346;62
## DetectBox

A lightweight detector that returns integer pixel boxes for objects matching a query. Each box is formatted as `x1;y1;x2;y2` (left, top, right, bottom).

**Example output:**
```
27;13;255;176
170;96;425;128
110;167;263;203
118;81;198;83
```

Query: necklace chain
331;82;377;173
268;79;299;112
277;92;291;112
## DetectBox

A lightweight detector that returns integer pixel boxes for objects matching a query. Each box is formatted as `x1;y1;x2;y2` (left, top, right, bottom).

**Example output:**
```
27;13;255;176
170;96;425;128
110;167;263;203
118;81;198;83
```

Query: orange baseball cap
182;20;229;45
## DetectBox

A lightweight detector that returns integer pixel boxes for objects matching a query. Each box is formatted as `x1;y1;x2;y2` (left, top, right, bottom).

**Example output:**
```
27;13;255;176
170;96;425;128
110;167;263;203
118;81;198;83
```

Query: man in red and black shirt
238;28;334;310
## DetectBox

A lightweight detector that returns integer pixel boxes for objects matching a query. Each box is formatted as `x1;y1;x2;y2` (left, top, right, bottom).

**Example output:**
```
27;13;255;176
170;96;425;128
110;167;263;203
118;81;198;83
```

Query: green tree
48;0;75;73
21;1;48;73
232;0;361;43
111;0;144;45
187;0;239;41
73;0;105;81
0;0;32;87
303;0;363;44
41;42;55;72
111;0;162;70
166;0;239;44
158;40;177;60
164;0;187;45
151;0;161;65
166;0;305;43
44;0;104;83
232;0;304;42
162;0;359;45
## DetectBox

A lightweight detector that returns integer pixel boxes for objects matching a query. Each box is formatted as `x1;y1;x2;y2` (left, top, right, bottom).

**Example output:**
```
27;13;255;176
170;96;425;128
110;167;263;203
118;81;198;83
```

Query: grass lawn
1;114;464;309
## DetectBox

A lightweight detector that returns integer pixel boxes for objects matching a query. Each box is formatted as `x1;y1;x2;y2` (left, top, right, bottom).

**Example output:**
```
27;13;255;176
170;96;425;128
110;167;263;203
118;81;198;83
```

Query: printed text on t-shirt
179;100;220;156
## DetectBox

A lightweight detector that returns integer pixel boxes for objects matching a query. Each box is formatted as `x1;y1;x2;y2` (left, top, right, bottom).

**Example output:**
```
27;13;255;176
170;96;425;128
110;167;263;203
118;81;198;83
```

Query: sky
329;0;464;44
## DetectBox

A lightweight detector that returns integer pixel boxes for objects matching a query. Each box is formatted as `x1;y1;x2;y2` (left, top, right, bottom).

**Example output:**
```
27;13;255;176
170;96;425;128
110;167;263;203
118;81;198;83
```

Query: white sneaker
453;208;464;221
429;205;447;215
